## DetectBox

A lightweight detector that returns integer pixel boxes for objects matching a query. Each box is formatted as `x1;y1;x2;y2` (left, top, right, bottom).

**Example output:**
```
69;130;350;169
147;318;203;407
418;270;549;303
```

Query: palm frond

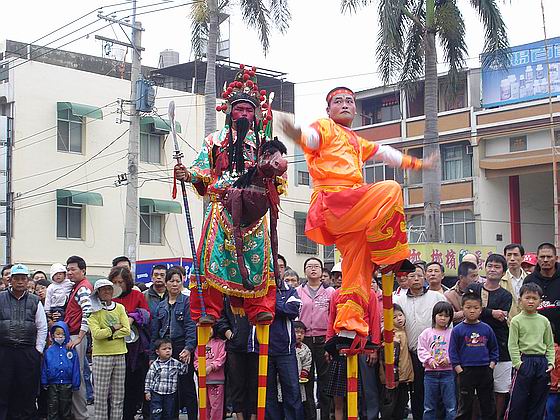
376;0;412;84
340;0;374;14
268;0;291;34
436;0;467;94
240;0;272;54
469;0;509;68
190;2;209;59
399;6;425;89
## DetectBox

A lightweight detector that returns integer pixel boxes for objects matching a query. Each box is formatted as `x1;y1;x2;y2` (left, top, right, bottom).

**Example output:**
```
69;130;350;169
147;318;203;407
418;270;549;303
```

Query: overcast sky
3;0;560;124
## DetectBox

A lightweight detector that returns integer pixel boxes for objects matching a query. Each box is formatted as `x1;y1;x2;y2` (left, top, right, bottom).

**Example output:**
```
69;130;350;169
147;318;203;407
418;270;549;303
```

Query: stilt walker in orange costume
283;87;434;389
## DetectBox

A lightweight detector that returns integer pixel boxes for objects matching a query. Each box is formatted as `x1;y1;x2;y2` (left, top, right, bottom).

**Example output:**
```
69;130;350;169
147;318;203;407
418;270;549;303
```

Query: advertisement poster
482;37;560;108
135;257;193;283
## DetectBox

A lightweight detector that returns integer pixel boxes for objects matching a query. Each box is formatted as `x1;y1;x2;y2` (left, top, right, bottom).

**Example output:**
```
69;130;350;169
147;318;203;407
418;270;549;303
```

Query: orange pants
310;181;409;337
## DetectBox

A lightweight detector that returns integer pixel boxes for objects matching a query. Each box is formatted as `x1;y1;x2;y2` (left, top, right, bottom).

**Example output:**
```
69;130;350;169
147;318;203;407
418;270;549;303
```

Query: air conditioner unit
465;144;473;155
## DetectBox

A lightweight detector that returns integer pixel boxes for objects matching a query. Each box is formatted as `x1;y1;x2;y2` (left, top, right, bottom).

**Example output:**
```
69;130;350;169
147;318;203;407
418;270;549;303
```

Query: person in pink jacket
417;301;456;420
194;329;226;420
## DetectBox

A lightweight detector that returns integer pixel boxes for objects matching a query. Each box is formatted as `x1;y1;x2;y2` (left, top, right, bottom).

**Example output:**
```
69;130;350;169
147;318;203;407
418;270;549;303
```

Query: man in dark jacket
0;263;48;420
143;264;168;316
523;242;560;335
215;295;256;419
247;282;303;420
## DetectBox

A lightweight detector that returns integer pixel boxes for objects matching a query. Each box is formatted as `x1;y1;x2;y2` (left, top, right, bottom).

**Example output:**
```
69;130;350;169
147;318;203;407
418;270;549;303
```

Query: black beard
235;117;250;142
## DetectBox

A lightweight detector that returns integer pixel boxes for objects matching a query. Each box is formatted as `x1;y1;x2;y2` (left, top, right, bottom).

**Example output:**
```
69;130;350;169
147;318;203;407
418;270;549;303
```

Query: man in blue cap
0;263;48;420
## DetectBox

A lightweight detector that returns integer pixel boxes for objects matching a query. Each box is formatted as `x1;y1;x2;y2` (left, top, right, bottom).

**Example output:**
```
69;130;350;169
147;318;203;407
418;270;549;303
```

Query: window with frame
140;130;163;164
56;197;82;239
442;210;476;244
295;212;317;254
441;142;472;181
139;205;163;244
297;170;310;186
509;135;527;152
406;148;423;185
57;109;83;153
555;131;560;147
363;160;404;184
324;244;335;264
360;93;401;125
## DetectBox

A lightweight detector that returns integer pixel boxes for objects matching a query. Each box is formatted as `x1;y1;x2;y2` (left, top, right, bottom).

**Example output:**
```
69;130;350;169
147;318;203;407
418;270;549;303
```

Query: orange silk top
300;118;422;243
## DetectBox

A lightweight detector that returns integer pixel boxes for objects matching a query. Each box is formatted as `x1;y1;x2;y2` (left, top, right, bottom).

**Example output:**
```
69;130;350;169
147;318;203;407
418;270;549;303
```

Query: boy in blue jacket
41;321;81;420
449;292;499;420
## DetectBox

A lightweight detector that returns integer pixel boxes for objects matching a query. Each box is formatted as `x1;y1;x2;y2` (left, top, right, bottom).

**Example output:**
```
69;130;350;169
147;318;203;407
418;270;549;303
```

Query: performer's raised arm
366;141;437;171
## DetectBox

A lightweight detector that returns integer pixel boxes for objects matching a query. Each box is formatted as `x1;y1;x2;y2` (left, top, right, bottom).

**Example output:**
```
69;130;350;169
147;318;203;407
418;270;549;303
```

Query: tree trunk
422;3;441;243
204;0;218;137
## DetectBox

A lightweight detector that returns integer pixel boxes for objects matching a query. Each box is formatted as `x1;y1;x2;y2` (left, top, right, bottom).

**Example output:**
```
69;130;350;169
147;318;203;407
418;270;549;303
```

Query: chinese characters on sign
408;243;496;276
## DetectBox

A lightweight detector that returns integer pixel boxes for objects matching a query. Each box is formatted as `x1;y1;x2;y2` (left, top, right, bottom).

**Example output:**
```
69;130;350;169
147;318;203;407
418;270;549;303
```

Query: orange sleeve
400;154;423;170
358;136;379;162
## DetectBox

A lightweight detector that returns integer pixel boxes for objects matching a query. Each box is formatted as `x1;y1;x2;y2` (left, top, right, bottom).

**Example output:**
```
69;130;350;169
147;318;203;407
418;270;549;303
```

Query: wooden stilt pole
197;325;212;418
382;272;396;389
346;353;359;420
255;323;270;420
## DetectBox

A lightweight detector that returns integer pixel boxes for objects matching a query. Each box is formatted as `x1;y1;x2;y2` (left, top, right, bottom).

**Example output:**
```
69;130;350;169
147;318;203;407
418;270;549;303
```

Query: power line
15;129;129;199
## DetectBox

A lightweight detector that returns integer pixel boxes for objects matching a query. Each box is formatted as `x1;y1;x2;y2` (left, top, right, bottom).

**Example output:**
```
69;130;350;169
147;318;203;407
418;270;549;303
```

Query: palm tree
190;0;291;137
341;0;509;242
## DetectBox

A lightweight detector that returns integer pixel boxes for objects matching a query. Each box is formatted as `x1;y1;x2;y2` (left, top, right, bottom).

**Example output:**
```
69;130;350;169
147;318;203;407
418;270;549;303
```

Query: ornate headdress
215;64;273;130
214;64;275;175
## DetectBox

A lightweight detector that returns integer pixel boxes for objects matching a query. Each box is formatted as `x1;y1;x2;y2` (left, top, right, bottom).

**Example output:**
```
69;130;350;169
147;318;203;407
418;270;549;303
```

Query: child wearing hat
44;263;74;322
88;279;130;420
41;320;80;420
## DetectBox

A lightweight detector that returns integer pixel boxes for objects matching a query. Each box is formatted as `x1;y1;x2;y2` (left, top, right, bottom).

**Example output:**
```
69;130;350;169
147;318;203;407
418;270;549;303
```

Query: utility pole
97;0;143;271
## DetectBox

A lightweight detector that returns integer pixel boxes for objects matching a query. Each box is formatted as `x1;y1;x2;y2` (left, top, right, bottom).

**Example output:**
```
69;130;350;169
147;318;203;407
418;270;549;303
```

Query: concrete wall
485;129;552;157
519;172;554;252
8;59;312;276
477;173;511;247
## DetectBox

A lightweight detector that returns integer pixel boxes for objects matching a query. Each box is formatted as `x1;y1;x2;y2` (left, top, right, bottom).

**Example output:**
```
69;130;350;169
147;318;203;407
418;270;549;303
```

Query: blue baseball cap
10;263;29;276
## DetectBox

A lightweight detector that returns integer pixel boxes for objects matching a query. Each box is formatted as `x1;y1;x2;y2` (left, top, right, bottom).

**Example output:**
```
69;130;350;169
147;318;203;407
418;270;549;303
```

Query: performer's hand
145;392;151;401
422;153;438;170
280;118;302;144
547;364;554;373
175;164;191;182
454;365;464;374
366;350;378;366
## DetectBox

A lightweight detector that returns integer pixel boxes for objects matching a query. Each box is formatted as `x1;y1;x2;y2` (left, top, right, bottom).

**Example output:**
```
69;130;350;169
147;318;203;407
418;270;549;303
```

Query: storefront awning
140;116;182;133
57;102;103;120
56;189;103;206
139;198;182;214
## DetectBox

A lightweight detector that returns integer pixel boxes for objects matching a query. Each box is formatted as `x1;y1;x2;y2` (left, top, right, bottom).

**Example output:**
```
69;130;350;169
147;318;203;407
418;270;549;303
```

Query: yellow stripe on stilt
197;325;212;418
347;353;359;420
256;324;270;420
381;272;396;389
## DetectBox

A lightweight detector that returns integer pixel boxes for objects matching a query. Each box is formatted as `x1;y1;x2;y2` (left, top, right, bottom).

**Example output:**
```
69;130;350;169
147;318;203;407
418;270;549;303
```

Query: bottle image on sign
500;79;511;101
525;65;534;84
509;75;519;100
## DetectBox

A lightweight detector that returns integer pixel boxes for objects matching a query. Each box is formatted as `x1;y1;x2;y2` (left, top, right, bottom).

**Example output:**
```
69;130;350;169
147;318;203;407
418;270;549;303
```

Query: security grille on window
57;197;82;239
441;142;472;181
442;210;476;244
140;205;163;244
509;135;527;153
57;109;83;153
407;214;425;243
140;130;163;164
295;212;317;254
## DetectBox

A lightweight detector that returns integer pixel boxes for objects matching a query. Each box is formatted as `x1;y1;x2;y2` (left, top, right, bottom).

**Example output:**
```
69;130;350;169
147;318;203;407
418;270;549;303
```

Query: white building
0;40;319;279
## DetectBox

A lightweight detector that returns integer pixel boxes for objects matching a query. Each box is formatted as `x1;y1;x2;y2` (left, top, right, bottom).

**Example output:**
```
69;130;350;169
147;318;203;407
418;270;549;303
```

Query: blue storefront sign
482;37;560;108
135;257;193;283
